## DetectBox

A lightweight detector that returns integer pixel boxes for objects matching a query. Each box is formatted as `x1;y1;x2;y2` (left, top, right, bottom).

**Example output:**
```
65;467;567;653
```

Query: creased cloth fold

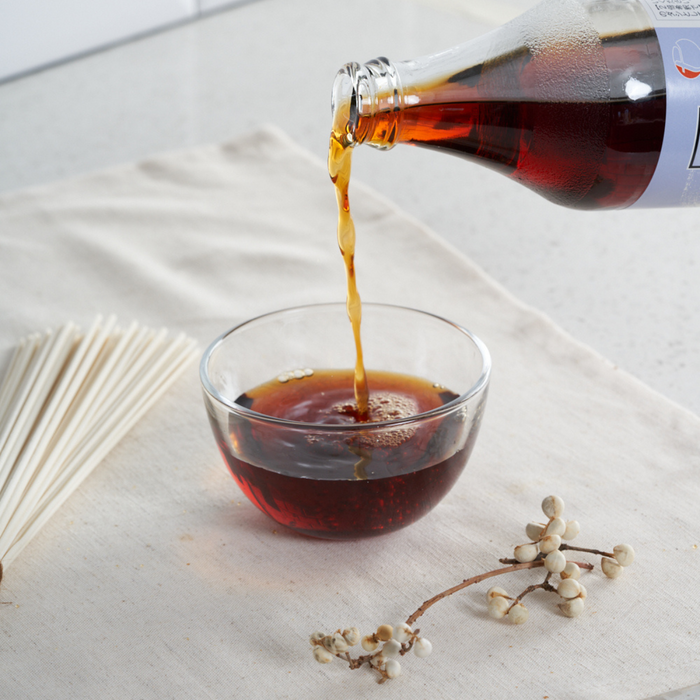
0;126;698;700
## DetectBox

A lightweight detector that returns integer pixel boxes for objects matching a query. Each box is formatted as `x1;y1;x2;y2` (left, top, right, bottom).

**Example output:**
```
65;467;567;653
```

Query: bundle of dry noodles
0;316;197;581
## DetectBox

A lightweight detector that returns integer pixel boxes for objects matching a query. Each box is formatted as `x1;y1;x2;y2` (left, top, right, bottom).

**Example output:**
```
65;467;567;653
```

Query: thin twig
499;557;595;570
405;560;548;626
399;633;418;656
344;650;371;670
561;544;614;558
511;572;556;608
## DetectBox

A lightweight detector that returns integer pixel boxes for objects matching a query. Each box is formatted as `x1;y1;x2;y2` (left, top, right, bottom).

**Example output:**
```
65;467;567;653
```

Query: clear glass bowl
200;303;491;539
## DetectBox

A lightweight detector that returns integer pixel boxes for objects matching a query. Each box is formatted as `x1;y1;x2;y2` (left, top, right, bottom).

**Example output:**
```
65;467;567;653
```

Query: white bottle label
634;0;700;206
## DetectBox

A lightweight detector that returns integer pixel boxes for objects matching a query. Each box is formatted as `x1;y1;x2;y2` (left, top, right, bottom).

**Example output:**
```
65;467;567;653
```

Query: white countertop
0;2;698;697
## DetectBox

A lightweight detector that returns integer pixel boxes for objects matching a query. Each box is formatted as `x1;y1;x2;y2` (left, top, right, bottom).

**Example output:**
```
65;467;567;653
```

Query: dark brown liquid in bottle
386;95;665;209
354;33;666;209
212;370;474;539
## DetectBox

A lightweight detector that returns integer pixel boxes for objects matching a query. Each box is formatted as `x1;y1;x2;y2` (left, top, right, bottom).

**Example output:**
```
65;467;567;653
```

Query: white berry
370;652;385;668
544;549;567;574
488;596;510;619
577;583;587;600
562;519;580;540
414;638;433;658
542;495;565;519
313;646;334;663
342;627;360;646
486;586;509;601
526;521;545;541
376;624;393;641
558;596;585;618
558;578;582;599
508;603;529;625
385;659;401;679
514;543;539;562
561;561;581;580
382;639;402;659
325;632;348;654
601;557;623;579
539;534;561;554
309;631;325;644
546;517;567;537
361;635;379;652
393;622;413;644
613;544;635;567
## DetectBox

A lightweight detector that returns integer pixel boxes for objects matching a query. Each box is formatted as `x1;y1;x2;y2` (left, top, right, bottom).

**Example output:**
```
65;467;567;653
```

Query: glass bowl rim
200;302;491;431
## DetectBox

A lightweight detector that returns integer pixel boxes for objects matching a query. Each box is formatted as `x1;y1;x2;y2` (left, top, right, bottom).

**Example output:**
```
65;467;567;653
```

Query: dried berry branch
310;495;635;683
404;559;587;626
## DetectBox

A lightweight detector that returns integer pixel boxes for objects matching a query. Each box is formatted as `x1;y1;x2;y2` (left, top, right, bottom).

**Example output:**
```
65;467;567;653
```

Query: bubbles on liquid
332;391;420;448
368;392;418;422
333;391;418;422
361;426;416;449
277;368;314;383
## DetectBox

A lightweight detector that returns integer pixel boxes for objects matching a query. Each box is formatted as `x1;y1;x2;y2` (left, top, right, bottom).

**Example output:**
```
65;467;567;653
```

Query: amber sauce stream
328;119;370;418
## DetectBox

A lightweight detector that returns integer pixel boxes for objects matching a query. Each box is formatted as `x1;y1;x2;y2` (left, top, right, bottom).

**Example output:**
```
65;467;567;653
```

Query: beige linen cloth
0;126;698;699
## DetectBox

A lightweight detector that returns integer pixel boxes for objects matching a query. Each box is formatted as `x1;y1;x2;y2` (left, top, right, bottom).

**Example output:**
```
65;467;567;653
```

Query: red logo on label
673;38;700;79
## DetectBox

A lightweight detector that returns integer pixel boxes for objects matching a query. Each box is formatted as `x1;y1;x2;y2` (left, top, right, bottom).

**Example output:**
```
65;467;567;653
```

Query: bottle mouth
330;62;362;148
330;57;403;150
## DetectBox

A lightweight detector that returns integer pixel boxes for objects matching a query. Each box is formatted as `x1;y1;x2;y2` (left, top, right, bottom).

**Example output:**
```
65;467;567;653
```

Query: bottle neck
330;0;664;156
331;57;404;151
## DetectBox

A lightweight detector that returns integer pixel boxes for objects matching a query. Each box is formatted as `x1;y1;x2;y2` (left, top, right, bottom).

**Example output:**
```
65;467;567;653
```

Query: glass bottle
331;0;700;209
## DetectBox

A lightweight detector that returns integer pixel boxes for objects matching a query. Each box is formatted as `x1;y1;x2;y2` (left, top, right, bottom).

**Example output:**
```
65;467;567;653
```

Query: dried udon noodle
0;315;197;583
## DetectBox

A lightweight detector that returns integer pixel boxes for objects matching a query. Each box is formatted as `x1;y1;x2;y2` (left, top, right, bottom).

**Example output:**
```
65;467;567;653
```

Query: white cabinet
0;0;247;83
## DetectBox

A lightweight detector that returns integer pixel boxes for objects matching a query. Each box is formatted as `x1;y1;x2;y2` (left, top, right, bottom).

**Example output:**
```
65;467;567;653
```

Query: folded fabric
0;125;697;700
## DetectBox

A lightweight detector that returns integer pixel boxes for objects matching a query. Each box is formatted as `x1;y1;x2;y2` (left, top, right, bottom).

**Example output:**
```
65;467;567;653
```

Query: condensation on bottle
331;0;700;210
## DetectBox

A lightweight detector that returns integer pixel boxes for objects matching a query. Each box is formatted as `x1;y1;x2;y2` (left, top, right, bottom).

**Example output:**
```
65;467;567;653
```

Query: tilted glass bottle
331;0;700;209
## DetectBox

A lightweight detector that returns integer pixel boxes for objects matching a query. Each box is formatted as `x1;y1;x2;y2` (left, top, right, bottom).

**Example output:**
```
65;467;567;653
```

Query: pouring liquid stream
329;121;370;419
